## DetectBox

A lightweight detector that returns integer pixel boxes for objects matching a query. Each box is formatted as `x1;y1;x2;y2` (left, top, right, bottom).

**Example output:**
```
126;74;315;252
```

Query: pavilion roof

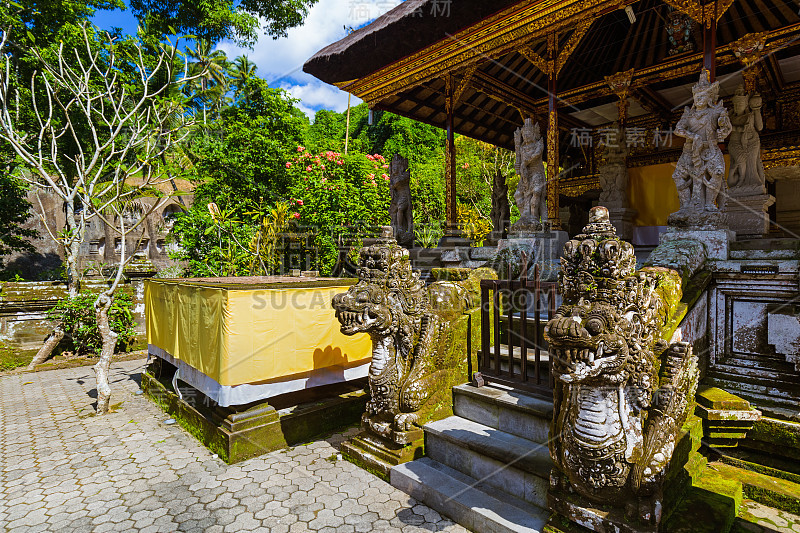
304;0;800;152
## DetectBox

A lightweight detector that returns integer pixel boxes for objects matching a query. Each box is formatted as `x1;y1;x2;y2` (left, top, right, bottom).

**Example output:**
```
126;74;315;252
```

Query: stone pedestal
340;430;424;481
607;207;637;242
660;228;734;260
724;192;775;238
142;360;368;464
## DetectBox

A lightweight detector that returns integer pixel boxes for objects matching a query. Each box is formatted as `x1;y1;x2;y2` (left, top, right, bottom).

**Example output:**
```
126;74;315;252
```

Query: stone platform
143;358;368;464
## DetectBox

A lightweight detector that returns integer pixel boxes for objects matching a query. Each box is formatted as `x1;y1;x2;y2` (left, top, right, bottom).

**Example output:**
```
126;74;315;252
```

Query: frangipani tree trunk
0;24;205;408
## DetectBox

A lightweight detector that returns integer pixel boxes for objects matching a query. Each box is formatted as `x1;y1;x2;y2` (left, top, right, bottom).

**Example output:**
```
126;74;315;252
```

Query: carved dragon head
545;207;663;387
332;227;427;339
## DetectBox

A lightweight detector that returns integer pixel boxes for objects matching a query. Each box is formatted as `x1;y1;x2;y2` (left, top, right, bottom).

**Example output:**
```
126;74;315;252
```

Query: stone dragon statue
545;207;698;527
332;227;489;445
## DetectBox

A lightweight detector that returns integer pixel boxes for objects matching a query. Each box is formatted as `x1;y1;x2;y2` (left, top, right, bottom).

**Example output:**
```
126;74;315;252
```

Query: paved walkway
0;359;467;532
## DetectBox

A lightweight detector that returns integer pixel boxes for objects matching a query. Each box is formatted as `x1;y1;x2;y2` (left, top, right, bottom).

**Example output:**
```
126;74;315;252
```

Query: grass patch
0;341;30;371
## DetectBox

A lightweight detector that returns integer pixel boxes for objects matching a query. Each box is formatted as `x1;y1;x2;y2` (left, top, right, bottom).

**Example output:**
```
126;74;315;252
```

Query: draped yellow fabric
627;163;680;227
145;280;372;386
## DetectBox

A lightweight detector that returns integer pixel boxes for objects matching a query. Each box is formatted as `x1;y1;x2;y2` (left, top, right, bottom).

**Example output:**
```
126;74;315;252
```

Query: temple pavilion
303;3;800;532
304;0;800;244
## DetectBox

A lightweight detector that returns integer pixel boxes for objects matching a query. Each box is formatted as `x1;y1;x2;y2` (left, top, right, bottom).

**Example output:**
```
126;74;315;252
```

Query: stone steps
723;355;796;372
390;383;553;532
705;374;800;405
709;461;800;515
424;416;551;508
712;363;800;385
390;458;550;533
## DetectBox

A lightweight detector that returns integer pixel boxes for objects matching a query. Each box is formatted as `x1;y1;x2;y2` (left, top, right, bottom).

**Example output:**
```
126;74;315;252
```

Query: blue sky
92;0;403;118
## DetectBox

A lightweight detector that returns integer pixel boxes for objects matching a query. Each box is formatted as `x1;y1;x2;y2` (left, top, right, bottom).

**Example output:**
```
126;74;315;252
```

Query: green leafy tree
129;0;319;46
0;170;35;266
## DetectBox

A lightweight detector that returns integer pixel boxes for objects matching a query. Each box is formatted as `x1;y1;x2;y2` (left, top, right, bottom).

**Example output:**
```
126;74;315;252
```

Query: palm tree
186;39;229;124
230;55;258;103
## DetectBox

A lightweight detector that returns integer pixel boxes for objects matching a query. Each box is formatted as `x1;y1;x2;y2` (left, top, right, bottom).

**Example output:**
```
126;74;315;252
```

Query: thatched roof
303;0;519;84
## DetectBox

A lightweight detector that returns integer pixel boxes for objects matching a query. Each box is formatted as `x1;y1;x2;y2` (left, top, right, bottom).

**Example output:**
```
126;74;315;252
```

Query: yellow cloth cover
145;280;371;387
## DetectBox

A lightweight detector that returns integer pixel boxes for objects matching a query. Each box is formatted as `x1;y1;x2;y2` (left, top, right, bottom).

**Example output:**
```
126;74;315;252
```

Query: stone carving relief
490;171;511;238
389;154;414;247
728;85;766;195
332;228;489;445
546;206;699;528
598;122;630;209
513;118;548;231
669;69;733;229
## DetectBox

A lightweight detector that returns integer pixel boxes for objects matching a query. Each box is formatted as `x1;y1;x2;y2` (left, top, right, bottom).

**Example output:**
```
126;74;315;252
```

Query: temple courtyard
0;360;468;533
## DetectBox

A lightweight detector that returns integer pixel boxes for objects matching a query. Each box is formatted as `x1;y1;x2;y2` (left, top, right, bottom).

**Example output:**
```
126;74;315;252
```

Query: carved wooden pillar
546;33;561;229
444;75;457;226
605;69;634;127
703;1;718;81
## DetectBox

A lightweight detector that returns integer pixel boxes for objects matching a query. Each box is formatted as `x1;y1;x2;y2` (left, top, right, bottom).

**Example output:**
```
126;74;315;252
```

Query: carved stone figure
724;85;775;237
513;118;547;230
598;122;629;209
669;69;733;228
546;206;699;528
332;228;490;446
490;171;511;238
728;85;765;194
389;154;413;247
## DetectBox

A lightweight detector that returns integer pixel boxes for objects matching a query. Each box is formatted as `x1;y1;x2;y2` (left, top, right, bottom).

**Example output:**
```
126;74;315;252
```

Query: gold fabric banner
145;280;372;387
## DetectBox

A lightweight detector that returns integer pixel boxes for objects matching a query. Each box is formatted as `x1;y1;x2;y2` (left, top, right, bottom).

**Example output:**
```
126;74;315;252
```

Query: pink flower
292;212;301;219
321;178;327;183
368;173;375;178
366;155;375;160
320;164;325;169
306;166;312;172
296;199;303;206
285;162;292;168
381;174;389;180
382;164;389;169
463;163;470;169
336;160;343;165
297;146;305;152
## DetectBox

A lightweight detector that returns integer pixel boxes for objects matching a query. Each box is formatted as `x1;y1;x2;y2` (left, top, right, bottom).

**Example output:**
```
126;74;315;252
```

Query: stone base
608;207;637;242
547;490;660;533
340;430;425;481
724;193;775;238
667;207;727;230
660;228;734;260
142;361;367;464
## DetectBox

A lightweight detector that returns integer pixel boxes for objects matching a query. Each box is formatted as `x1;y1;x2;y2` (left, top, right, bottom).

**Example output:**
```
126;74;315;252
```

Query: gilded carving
546;206;699;527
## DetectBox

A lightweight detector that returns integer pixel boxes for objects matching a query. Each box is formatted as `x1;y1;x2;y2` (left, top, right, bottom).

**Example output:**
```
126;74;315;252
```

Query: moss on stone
748;417;800;451
697;386;752;410
710;461;800;515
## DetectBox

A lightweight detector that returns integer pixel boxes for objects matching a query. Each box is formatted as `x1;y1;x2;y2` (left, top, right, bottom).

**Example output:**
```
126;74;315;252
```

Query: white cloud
217;0;399;118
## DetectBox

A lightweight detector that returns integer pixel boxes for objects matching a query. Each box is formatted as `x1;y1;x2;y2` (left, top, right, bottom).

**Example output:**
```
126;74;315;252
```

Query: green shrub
47;291;137;356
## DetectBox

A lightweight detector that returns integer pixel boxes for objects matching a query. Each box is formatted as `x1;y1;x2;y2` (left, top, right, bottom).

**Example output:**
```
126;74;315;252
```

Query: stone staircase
390;383;553;533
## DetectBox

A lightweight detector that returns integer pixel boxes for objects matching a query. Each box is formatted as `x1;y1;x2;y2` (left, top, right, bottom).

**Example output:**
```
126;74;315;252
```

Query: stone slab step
732;499;800;533
424;415;551;508
723;356;796;372
453;383;552;443
711;364;800;386
709;461;800;515
705;375;800;400
390;457;549;533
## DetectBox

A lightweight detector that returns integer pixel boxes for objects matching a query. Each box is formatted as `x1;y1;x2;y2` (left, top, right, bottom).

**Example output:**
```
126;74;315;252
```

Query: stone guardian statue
389;154;413;247
728;85;765;194
512;118;547;231
724;84;775;237
668;69;733;229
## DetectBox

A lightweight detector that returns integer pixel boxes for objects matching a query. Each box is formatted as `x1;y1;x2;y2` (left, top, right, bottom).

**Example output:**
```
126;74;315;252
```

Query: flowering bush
286;148;391;274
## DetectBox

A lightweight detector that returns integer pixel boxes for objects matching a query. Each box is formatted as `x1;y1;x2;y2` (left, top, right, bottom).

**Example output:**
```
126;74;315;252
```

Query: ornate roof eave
339;0;635;104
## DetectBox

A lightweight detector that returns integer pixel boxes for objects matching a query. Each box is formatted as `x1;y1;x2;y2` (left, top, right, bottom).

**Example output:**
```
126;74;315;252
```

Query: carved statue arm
532;136;544;159
716;108;733;142
752;100;763;132
673;108;696;141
